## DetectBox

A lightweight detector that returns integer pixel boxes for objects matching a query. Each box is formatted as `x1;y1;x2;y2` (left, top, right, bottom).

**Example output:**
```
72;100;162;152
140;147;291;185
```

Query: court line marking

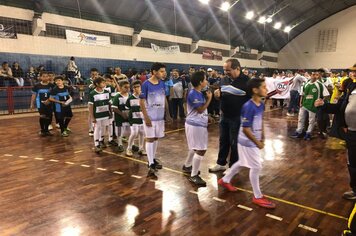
237;204;253;211
49;159;59;162
170;184;180;189
19;155;28;158
213;197;226;203
97;168;107;171
80;164;90;168
266;214;283;221
74;150;83;154
102;149;348;221
189;190;198;195
65;161;75;165
113;171;124;175
34;157;44;160
131;175;142;179
4;154;13;157
298;224;318;233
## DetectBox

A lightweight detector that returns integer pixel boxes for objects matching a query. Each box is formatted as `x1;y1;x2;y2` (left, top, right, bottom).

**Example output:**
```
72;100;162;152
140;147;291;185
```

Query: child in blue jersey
49;76;73;137
183;71;212;186
218;78;276;209
140;62;172;176
30;71;54;137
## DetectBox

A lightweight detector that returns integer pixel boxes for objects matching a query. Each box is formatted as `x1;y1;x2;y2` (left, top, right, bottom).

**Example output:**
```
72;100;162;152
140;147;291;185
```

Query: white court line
74;150;83;154
266;214;283;221
213;197;226;203
97;168;107;171
113;171;124;175
34;157;44;160
149;179;158;183
298;224;318;233
131;175;142;179
49;159;59;162
4;154;13;157
189;190;198;195
80;164;90;168
237;205;253;211
65;161;75;165
19;155;28;158
170;184;180;189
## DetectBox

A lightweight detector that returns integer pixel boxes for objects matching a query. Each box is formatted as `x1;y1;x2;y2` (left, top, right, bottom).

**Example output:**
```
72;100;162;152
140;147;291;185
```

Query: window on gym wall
0;17;32;35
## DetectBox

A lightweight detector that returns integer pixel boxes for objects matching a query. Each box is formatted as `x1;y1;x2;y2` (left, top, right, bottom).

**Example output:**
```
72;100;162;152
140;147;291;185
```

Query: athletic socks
146;142;155;165
249;168;263;198
184;150;195;167
64;118;71;129
222;162;242;183
138;134;144;150
39;117;46;131
108;122;113;142
153;141;158;156
191;153;203;177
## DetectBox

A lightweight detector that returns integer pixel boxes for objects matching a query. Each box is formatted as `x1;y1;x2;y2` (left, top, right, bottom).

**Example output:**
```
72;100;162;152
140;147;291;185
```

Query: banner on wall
265;76;293;99
150;43;180;54
65;29;110;47
0;24;17;39
202;49;223;61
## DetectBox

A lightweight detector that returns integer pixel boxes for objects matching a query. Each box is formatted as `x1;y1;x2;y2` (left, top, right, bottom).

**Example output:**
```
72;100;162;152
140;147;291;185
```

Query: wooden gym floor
0;107;352;236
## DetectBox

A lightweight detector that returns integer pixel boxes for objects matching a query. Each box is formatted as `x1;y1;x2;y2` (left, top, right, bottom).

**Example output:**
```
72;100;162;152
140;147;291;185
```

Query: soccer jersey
112;93;129;126
185;89;208;128
50;86;72;113
32;83;53;109
88;89;111;120
105;85;117;99
139;79;166;121
126;94;143;125
301;81;324;113
238;99;264;148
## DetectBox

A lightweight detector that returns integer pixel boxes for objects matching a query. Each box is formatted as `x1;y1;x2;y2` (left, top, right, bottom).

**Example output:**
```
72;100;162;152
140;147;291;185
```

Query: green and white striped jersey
126;94;143;125
88;89;111;120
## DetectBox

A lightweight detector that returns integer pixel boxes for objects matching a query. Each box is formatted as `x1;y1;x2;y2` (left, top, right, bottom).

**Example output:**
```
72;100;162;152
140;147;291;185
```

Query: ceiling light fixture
221;1;231;11
274;22;282;29
199;0;210;5
284;26;292;33
266;17;273;23
245;11;254;20
258;16;266;24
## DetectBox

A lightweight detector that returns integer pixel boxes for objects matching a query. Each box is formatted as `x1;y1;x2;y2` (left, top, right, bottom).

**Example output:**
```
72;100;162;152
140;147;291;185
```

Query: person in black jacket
209;58;250;172
315;64;356;201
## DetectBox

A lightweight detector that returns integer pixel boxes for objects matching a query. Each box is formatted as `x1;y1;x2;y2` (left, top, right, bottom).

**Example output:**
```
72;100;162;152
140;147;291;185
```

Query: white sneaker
48;124;53;130
286;112;294;117
55;123;60;128
208;164;226;172
126;149;133;157
223;168;230;175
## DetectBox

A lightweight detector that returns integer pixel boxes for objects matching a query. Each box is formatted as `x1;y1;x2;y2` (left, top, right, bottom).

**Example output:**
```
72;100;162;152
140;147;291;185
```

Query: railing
0;85;89;115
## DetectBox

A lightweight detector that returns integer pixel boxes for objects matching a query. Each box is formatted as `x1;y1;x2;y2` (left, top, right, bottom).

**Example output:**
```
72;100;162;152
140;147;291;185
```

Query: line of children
218;78;276;209
49;76;73;137
182;71;212;186
104;74;118;146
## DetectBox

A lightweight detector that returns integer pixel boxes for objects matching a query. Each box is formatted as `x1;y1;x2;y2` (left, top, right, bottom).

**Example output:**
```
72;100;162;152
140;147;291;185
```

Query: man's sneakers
94;145;102;153
290;131;303;139
61;130;69;137
99;141;107;148
132;145;140;152
208;164;226;173
138;149;147;156
304;132;312;141
89;130;94;137
252;196;276;209
189;175;206;187
182;165;193;173
343;191;356;201
286;112;295;117
108;140;118;147
126;149;133;157
117;145;124;153
48;124;53;131
154;159;162;169
218;178;238;192
147;164;158;177
55;123;60;128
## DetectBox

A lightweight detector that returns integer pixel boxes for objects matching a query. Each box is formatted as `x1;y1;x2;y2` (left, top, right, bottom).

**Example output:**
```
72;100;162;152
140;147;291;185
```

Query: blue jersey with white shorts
140;79;166;121
238;99;264;148
185;89;208;127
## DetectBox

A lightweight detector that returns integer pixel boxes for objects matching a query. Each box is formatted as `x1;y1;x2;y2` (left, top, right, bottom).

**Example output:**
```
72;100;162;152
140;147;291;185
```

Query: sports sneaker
138;149;147;155
182;165;192;173
286;112;294;117
319;132;327;139
208;164;226;172
304;132;312;141
94;145;102;153
290;131;303;139
132;145;140;152
65;127;72;133
61;131;69;137
48;124;53;131
122;136;128;143
342;230;353;236
89;130;94;137
154;159;162;169
252;196;276;209
189;175;206;187
99;141;107;148
126;149;133;157
108;140;118;147
218;178;238;192
147;164;157;176
55;123;60;128
117;145;124;153
343;191;356;201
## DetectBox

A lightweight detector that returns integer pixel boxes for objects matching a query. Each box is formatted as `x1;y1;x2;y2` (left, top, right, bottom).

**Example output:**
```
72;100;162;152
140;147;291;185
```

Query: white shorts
130;124;144;134
185;123;208;150
94;118;110;128
143;120;165;138
237;143;262;169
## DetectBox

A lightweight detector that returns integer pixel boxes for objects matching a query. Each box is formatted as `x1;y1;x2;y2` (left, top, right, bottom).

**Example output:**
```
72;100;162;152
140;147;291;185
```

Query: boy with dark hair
218;78;276;209
104;74;118;146
140;62;171;176
88;76;111;153
112;80;131;152
30;71;54;136
49;76;73;137
183;71;212;186
126;80;146;156
88;68;99;137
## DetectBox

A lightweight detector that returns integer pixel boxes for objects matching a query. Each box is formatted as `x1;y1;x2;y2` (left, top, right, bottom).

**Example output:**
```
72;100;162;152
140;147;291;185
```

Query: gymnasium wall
0;5;278;77
278;5;356;70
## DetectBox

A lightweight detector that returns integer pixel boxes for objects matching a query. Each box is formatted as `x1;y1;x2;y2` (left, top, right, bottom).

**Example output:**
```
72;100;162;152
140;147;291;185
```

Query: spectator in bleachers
12;62;24;87
26;66;38;86
0;62;13;87
67;57;78;85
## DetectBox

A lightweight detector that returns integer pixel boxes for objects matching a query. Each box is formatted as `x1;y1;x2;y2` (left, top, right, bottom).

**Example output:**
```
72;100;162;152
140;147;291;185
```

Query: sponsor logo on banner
0;24;17;39
151;43;180;54
65;29;110;47
265;77;293;99
202;49;223;61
